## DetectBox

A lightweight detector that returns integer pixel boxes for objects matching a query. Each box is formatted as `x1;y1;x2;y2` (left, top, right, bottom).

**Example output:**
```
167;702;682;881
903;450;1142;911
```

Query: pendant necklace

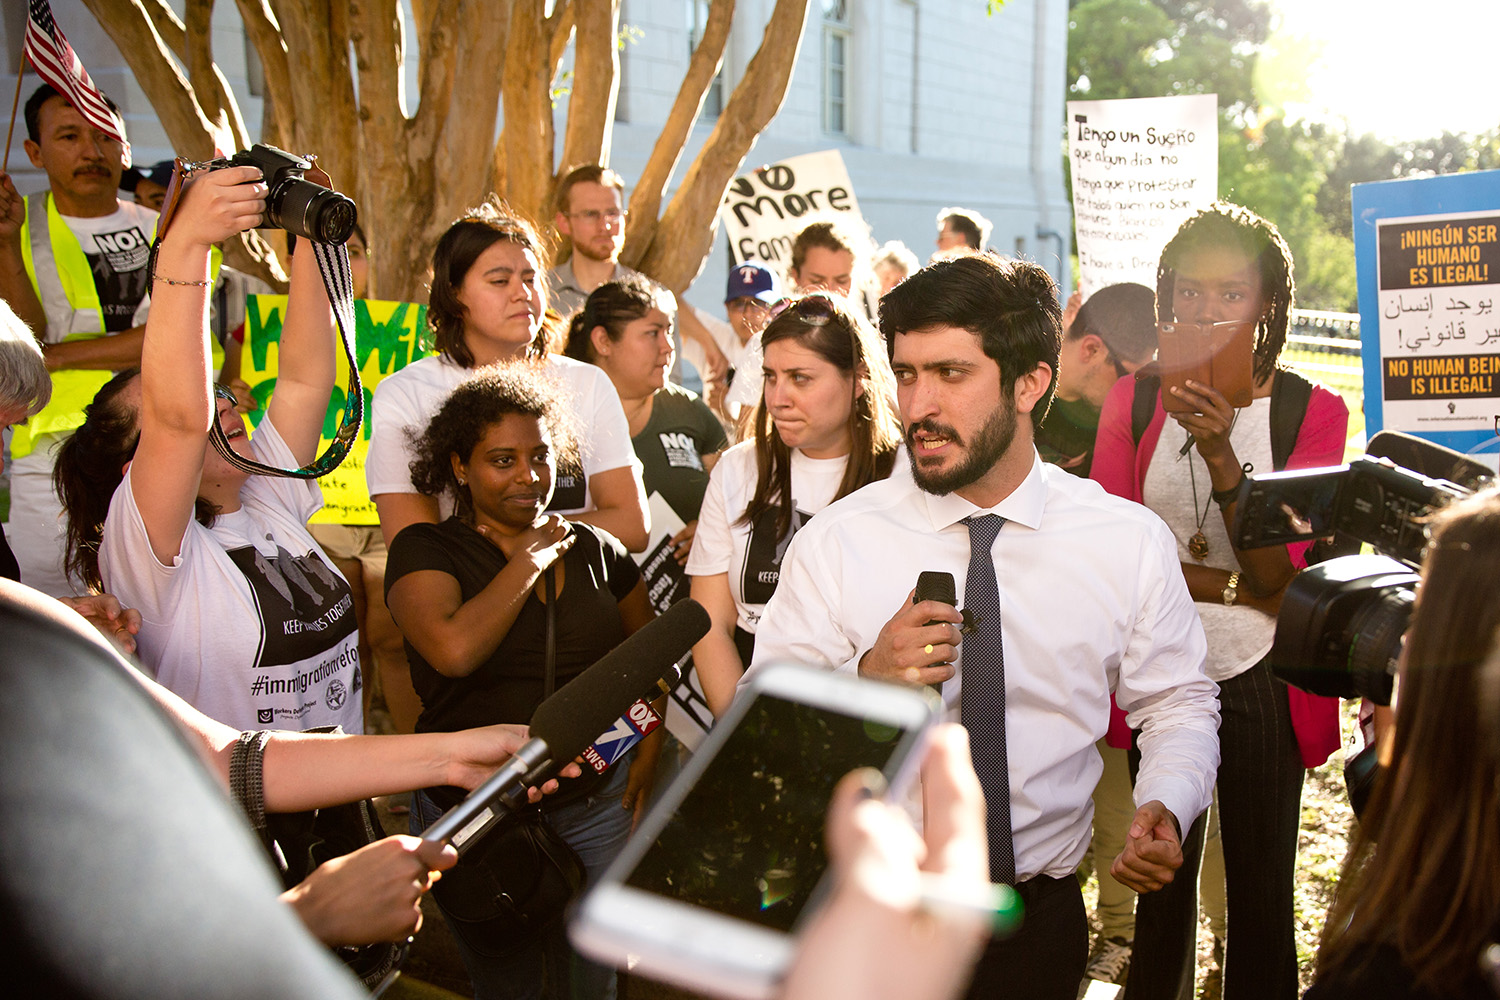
1186;448;1212;561
1182;413;1238;562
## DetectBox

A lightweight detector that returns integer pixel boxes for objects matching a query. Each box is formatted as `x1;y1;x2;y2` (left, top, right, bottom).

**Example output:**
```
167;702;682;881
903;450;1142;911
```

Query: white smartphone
569;663;940;1000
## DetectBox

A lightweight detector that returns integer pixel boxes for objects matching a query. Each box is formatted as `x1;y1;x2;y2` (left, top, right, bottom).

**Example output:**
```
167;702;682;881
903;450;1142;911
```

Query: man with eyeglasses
1037;282;1158;478
548;164;727;393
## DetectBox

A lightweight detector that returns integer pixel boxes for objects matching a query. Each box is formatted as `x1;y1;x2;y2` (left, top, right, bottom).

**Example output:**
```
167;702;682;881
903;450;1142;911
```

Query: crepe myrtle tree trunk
80;0;809;301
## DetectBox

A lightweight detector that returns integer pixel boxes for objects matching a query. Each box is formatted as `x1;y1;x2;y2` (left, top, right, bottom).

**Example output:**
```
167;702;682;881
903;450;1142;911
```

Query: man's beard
905;401;1017;496
574;236;621;264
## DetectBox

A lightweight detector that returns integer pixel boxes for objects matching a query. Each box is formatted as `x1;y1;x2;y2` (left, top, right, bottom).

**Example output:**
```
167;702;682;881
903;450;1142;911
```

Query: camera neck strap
206;238;364;480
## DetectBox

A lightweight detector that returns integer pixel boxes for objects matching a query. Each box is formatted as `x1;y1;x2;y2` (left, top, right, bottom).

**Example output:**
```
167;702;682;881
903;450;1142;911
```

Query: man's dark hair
879;253;1062;429
942;213;981;249
25;84;121;144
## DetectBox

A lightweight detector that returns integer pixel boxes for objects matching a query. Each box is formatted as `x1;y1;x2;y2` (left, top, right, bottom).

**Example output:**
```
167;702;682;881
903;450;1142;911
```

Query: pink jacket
1090;372;1349;768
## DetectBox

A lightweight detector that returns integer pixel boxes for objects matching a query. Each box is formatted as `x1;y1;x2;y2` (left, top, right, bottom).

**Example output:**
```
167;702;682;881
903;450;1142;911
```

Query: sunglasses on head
768;293;838;328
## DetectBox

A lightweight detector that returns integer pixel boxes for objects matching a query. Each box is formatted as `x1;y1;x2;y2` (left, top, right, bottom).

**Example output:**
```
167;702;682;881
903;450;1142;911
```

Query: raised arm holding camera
54;159;365;735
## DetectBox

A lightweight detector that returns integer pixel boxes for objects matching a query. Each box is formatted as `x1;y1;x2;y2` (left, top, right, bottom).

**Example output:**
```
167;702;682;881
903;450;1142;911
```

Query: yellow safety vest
13;193;221;457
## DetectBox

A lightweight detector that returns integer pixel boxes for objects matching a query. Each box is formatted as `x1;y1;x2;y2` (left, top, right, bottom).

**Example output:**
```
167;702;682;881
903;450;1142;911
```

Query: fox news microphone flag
23;0;129;151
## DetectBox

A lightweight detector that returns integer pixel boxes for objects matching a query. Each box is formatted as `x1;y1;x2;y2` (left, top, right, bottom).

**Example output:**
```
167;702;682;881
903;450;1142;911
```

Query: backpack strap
1269;369;1313;471
1131;372;1160;447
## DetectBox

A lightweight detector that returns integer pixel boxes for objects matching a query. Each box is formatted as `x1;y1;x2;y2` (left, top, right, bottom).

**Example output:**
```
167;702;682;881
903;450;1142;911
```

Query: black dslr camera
207;144;357;245
1231;430;1490;706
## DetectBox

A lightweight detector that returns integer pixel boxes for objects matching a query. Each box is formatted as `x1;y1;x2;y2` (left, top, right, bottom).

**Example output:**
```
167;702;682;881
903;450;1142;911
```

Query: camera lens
267;178;357;245
1343;586;1414;704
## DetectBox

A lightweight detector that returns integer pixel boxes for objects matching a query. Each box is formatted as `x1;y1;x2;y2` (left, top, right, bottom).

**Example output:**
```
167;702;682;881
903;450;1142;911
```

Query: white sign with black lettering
1067;94;1219;299
718;150;865;268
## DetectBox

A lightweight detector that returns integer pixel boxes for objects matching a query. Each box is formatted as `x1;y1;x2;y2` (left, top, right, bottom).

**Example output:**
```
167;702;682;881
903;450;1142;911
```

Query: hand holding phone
1157;320;1255;412
569;664;941;1000
780;724;1001;1000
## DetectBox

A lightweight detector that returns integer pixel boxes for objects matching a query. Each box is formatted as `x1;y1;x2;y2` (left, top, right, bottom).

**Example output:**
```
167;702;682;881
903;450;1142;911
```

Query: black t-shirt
632;383;728;523
386;518;641;735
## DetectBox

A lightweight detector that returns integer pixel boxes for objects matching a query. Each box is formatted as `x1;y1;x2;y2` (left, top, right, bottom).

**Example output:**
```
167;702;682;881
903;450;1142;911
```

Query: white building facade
1;0;1072;311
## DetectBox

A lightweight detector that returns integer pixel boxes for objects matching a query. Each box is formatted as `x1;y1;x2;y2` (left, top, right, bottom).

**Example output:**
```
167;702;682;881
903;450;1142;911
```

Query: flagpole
2;55;25;173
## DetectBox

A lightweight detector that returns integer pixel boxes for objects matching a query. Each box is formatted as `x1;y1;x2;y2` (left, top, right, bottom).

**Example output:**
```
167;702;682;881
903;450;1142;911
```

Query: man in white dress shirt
750;254;1219;999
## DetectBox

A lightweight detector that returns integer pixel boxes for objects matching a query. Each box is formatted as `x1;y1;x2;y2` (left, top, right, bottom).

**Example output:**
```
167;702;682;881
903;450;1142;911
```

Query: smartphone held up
569;665;942;1000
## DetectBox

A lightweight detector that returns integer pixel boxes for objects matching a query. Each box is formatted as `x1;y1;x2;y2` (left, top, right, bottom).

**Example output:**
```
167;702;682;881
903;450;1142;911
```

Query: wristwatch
1222;571;1241;607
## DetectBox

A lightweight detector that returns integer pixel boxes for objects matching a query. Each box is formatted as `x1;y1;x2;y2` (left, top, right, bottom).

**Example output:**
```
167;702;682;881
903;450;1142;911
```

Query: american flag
24;0;128;147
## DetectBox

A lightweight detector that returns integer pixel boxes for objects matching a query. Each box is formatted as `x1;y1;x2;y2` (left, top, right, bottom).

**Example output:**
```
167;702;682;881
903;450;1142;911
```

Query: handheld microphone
914;571;957;696
422;598;711;853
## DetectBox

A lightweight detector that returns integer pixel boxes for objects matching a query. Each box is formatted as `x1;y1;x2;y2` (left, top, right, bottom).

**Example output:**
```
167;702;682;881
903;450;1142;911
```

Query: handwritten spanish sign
1067;95;1218;298
718;150;864;268
240;295;431;523
1373;211;1500;434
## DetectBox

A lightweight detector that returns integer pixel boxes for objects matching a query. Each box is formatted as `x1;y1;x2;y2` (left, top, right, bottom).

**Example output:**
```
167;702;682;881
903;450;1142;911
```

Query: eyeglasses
568;209;628;225
767;294;838;328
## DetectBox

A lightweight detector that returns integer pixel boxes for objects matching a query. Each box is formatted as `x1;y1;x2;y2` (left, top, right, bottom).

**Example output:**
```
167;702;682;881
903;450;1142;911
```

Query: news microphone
422;598;711;853
914;571;957;696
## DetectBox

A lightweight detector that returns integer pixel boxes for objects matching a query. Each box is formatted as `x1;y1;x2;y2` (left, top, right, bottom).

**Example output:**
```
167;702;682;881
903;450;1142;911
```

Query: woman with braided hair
1092;202;1350;999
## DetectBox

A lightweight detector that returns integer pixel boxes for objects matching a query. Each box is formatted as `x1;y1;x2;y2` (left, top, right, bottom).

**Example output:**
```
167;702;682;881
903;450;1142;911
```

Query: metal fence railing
1283;309;1363;401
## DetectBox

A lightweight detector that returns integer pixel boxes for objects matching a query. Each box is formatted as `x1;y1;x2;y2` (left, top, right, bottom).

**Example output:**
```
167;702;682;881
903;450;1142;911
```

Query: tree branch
182;0;251;152
231;0;295;145
634;0;810;290
622;0;733;268
558;0;619;177
502;0;555;222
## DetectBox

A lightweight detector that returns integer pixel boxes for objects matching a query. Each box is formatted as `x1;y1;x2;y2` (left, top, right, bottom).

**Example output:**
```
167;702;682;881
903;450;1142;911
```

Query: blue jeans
412;763;634;1000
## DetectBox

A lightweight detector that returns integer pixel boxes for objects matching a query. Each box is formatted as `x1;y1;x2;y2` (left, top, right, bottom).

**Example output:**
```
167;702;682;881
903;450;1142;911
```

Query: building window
687;0;723;120
821;0;849;135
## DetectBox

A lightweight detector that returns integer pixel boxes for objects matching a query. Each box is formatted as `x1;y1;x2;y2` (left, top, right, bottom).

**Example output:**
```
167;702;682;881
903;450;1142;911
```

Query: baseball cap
725;262;780;305
120;159;175;194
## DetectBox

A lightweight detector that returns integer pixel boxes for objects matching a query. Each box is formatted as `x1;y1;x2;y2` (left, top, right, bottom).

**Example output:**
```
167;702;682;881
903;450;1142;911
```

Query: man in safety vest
0;84;158;595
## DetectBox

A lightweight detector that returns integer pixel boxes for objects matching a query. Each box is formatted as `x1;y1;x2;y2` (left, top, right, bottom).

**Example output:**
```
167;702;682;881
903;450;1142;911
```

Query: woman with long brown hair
1308;488;1500;1000
686;293;902;717
365;201;647;553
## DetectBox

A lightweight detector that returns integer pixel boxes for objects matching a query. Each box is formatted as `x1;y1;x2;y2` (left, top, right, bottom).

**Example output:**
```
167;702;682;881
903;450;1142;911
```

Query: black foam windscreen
914;571;956;607
529;598;710;758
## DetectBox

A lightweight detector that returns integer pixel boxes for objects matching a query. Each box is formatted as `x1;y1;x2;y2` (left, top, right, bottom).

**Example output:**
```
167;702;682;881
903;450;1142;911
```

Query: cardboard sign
239;295;432;523
719;150;865;268
1067;95;1219;298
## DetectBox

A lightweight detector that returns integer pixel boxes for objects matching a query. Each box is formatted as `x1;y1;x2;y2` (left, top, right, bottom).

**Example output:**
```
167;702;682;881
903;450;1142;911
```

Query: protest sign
633;493;713;749
239;295;432;522
1067;94;1218;298
1353;170;1500;465
718;150;864;269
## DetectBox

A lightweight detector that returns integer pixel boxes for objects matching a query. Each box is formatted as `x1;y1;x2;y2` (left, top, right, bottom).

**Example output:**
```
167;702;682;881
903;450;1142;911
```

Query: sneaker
1085;936;1132;985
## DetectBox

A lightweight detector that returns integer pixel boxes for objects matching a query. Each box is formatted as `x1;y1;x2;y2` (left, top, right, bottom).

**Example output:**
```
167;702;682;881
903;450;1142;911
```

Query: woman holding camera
1091;203;1350;999
686;293;902;718
1306;488;1500;1000
366;202;647;553
54;164;363;735
384;364;656;1000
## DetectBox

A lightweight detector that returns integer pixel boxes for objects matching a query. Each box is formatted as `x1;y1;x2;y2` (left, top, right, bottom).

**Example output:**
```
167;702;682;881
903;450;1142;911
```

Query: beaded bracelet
153;273;212;287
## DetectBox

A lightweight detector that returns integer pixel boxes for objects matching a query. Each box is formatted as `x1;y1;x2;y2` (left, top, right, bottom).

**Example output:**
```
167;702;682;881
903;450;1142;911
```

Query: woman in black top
385;364;656;1000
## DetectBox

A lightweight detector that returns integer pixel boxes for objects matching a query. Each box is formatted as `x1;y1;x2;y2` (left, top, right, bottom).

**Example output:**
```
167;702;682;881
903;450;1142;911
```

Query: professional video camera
1231;430;1492;706
203;144;357;245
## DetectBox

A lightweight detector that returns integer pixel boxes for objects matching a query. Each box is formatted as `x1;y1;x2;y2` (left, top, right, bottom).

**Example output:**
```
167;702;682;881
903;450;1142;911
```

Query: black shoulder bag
426;566;588;958
229;727;408;993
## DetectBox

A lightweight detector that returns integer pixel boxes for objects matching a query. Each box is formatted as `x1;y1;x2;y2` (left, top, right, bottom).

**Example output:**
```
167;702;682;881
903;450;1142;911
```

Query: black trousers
962;874;1088;1000
1123;659;1304;1000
